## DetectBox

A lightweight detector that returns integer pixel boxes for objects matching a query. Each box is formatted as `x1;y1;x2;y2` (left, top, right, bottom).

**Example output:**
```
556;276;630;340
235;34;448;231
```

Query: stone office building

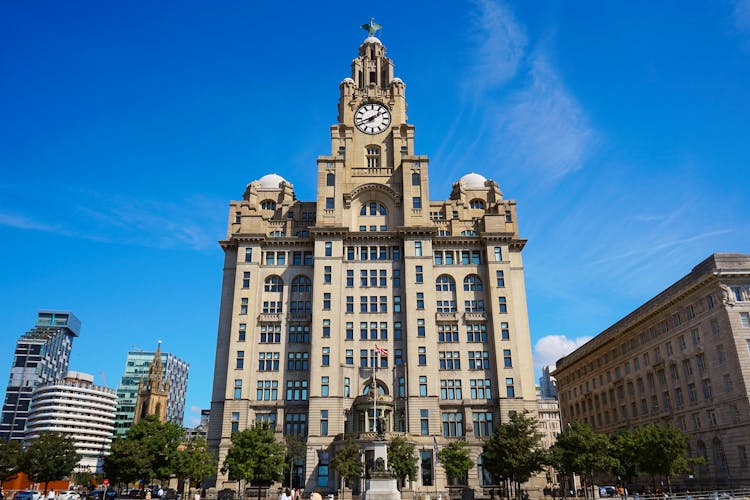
554;253;750;488
208;25;538;493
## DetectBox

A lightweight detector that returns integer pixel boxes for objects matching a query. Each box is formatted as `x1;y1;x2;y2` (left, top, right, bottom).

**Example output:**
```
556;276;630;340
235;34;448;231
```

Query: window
415;265;423;283
469;351;490;370
244;247;253;262
437;300;456;313
702;378;712;399
741;313;750;328
291;275;312;292
233;379;242;399
395;349;403;365
440;379;462;400
500;322;510;340
321;376;329;397
436;275;455;291
420;410;429;435
240;297;248;315
413;197;422;209
322;319;331;338
393;269;401;287
322;347;330;366
238;323;246;342
416;292;424;309
261;200;276;211
466;323;487;343
733;286;744;301
242;272;251;289
506;378;515;398
325;197;335;209
439;324;459;342
256;380;278;401
326;172;335;186
234;212;241;223
417;318;425;337
419;376;428;396
394;295;401;312
345;349;353;365
289;324;310;343
287;352;310;371
503;349;512;367
415;241;422;256
439;351;460;370
344;377;351;398
473;412;493;437
320;410;329;436
346;269;354;287
324;266;332;283
394;321;402;340
496;270;505;287
366;146;381;169
418;347;427;365
324;241;332;256
494;247;502;261
284;413;306;435
236;351;245;369
463;275;483;291
498;297;508;313
360;349;368;367
346;296;354;313
505;210;512;222
264;276;283;292
345;322;353;340
692;328;701;345
286;380;309;401
688;383;697;402
323;293;331;310
470;379;491;399
259;324;280;343
464;300;484;312
442;412;463;437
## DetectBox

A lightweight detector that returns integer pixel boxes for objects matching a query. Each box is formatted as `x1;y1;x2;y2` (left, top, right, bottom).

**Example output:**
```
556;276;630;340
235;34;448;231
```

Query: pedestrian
193;491;201;500
280;488;291;500
146;490;152;500
47;491;55;500
158;488;164;499
310;491;322;500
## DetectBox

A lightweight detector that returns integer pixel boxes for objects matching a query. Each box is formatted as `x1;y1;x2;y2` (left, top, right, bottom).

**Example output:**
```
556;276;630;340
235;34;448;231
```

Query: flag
433;436;440;463
374;344;388;356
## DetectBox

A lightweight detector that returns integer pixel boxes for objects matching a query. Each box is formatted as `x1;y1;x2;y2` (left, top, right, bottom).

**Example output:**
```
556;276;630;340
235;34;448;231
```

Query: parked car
58;491;81;500
14;491;40;500
599;486;617;498
86;490;116;500
127;490;142;499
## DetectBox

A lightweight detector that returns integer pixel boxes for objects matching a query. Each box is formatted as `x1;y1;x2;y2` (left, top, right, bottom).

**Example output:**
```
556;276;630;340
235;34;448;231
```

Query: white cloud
492;54;597;181
533;334;592;370
468;0;527;89
0;212;68;234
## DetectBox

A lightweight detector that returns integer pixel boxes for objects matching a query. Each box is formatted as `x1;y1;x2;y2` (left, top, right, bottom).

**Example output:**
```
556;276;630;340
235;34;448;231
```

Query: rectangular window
242;272;251;288
284;413;306;435
417;318;425;337
259;324;281;343
494;247;502;261
256;380;279;401
416;292;424;309
324;241;332;256
415;265;423;283
496;270;505;287
413;197;422;209
344;377;351;398
461;251;470;264
472;412;493;438
320;410;329;436
500;322;510;340
265;252;275;265
415;241;423;256
442;412;463;437
395;349;403;365
506;377;515;398
238;323;247;342
394;321;402;340
345;349;353;365
324;266;332;283
393;295;401;312
471;251;481;264
470;379;491;399
418;346;427;365
419;376;428;396
439;324;459;342
322;347;330;366
236;351;245;369
321;376;329;397
346;296;354;313
346;269;354;287
440;379;462;400
304;251;313;265
741;313;750;328
434;252;443;265
244;247;253;262
503;349;512;367
287;352;309;371
325;197;334;209
277;252;286;265
233;379;242;399
285;380;309;401
345;321;354;340
498;296;508;313
322;319;331;338
439;351;460;370
420;410;429;436
231;411;240;433
240;297;248;315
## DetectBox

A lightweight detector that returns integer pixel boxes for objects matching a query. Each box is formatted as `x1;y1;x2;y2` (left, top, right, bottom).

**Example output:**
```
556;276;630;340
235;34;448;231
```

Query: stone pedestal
363;441;401;500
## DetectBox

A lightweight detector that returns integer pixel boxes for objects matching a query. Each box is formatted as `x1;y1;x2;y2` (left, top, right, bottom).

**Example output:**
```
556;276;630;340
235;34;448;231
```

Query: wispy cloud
0;185;224;251
732;0;750;33
533;334;593;370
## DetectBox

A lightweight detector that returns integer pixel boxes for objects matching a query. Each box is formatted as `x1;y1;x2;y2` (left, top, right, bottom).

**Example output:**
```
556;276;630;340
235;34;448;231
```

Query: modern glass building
0;310;80;441
113;347;189;437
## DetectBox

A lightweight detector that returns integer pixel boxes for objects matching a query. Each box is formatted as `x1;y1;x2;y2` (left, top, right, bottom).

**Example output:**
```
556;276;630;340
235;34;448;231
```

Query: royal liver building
208;24;537;494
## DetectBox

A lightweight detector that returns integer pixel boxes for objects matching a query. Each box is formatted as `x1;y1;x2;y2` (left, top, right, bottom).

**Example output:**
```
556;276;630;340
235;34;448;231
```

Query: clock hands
355;110;383;126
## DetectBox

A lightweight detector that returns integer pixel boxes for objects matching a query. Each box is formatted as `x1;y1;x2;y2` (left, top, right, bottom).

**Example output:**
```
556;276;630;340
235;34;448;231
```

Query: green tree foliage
633;423;692;492
221;423;285;488
23;432;80;493
0;439;24;483
331;438;362;489
284;434;307;487
483;411;547;498
550;421;617;500
387;436;418;486
437;440;474;486
103;415;184;483
174;437;216;487
610;430;640;484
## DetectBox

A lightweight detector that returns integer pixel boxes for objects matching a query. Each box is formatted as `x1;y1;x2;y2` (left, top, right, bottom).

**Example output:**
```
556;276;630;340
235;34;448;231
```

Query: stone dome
391;77;403;84
363;36;382;45
341;77;355;85
459;172;488;189
257;173;287;190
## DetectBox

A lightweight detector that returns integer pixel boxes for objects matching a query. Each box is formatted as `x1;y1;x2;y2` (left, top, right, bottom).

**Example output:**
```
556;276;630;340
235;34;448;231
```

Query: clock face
354;103;391;135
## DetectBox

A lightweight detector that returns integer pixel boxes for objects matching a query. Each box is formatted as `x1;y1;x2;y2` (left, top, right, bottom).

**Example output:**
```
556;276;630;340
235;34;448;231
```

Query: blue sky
1;1;748;427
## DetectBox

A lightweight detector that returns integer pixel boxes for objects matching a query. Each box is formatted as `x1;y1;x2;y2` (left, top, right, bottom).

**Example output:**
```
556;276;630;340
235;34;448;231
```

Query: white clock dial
354;103;391;135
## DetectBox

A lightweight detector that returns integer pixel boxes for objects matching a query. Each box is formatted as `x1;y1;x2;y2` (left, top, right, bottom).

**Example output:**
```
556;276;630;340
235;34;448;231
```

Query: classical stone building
208;26;538;494
134;343;170;425
554;253;750;489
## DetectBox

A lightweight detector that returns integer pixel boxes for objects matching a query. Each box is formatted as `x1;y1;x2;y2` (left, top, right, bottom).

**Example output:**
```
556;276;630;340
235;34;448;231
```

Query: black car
86;490;117;500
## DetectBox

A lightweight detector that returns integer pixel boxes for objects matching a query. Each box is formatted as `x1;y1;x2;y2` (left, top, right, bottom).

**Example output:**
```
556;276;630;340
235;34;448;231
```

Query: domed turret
257;173;288;190
459;172;488;189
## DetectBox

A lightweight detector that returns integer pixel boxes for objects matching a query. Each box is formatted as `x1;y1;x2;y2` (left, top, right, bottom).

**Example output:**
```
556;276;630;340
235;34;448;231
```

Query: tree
483;411;547;500
23;432;80;493
387;436;417;488
174;437;216;489
0;439;24;483
437;440;474;486
284;434;307;488
222;423;285;499
610;430;640;486
633;423;691;493
104;415;184;484
549;422;617;500
331;438;362;491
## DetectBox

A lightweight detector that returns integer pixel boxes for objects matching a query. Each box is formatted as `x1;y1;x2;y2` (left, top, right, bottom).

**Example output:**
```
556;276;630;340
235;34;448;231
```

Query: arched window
261;200;276;211
264;276;284;292
363;382;387;396
697;440;709;472
713;437;727;472
412;172;420;186
366;146;381;170
436;275;456;292
269;231;285;237
326;173;335;186
469;199;485;209
291;275;312;293
463;275;483;291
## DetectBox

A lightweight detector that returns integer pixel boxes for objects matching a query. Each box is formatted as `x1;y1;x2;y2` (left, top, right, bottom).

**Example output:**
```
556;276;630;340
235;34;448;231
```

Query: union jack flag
374;344;388;356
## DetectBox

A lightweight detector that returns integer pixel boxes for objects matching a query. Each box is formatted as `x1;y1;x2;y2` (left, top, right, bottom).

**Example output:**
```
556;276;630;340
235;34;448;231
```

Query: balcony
463;311;487;322
258;313;282;323
436;312;459;323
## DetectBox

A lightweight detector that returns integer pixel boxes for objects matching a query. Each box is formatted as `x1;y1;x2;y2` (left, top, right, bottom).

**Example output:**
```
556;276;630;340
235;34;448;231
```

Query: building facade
133;343;170;425
208;27;538;493
554;253;750;488
539;366;557;399
25;371;116;473
0;310;80;441
114;347;189;437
